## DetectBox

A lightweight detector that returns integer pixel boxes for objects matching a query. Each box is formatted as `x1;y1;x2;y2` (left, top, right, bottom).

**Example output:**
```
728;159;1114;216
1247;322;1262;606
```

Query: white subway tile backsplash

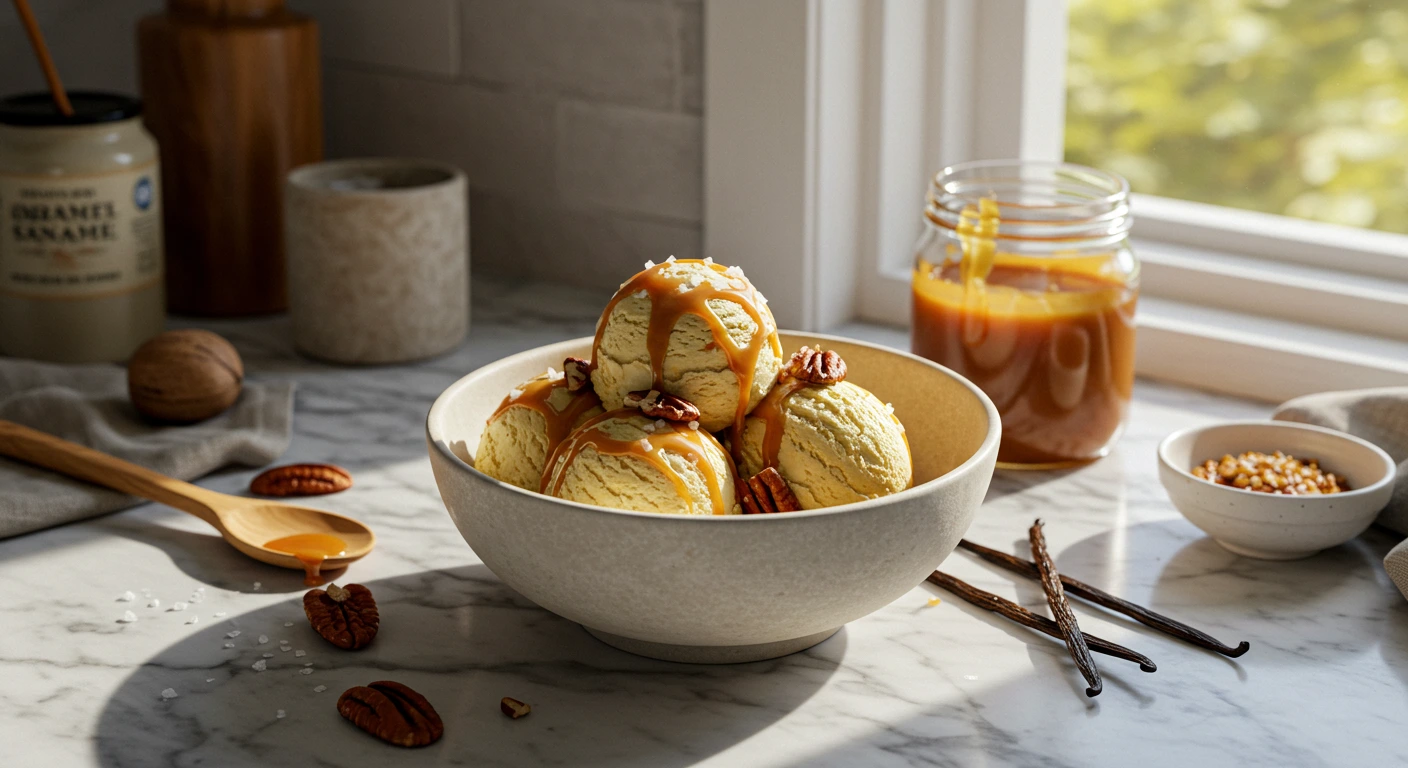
292;0;460;77
556;101;701;222
462;0;677;109
472;190;701;287
324;67;556;201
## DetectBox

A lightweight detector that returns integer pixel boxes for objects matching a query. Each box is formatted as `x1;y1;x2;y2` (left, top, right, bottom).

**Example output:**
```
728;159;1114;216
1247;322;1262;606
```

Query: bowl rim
1156;419;1397;500
427;330;1002;523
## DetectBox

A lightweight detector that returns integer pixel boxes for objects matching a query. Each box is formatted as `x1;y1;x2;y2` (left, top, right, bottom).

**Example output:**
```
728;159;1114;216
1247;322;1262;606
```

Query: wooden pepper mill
138;0;321;316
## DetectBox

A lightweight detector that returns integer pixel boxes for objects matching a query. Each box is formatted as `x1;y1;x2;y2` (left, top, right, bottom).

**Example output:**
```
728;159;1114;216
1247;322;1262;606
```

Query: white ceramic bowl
1158;421;1396;560
427;332;1000;663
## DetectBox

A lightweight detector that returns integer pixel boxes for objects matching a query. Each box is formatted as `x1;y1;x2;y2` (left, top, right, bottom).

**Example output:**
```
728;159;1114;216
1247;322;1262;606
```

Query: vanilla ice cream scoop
543;411;741;515
738;379;911;509
475;370;604;490
591;259;782;433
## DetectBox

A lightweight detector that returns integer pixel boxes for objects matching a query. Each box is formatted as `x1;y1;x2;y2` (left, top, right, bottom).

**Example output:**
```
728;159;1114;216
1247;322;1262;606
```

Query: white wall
0;0;703;291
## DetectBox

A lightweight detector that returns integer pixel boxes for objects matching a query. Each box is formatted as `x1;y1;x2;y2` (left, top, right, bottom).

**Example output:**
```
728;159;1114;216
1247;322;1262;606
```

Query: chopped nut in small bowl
1158;421;1396;560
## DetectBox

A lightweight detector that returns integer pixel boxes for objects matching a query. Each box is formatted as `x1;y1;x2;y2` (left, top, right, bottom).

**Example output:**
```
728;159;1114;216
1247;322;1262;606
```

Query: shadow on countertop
93;564;845;768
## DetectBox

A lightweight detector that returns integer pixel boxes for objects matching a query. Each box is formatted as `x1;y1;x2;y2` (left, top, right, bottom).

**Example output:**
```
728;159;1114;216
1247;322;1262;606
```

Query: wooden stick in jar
11;0;74;116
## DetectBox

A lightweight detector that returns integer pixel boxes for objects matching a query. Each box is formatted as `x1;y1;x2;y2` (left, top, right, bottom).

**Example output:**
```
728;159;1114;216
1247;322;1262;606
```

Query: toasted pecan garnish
785;346;846;384
741;467;802;514
623;389;701;422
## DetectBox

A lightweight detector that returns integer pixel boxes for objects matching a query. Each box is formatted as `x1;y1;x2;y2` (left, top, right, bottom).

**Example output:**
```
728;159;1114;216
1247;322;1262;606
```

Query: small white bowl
427;332;1000;663
1158;421;1396;560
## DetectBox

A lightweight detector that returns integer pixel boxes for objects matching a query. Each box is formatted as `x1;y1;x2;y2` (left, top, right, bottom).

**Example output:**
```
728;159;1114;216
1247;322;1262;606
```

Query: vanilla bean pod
957;538;1250;658
1030;520;1103;697
927;570;1157;673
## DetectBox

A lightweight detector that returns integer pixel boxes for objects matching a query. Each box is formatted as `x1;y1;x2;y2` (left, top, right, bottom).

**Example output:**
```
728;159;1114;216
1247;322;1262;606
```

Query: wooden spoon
0;420;374;577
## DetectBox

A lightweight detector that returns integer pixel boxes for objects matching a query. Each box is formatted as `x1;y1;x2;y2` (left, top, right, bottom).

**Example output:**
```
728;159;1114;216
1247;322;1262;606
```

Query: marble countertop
3;279;1406;768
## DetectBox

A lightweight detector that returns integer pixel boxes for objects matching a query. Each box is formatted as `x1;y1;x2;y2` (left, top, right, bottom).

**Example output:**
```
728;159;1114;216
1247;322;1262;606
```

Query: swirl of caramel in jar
590;260;782;450
541;410;738;515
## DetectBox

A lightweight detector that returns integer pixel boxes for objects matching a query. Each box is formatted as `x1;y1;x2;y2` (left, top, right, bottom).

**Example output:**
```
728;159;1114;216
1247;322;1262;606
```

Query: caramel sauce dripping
263;533;348;586
487;375;602;458
541;411;736;515
590;260;781;456
748;377;811;471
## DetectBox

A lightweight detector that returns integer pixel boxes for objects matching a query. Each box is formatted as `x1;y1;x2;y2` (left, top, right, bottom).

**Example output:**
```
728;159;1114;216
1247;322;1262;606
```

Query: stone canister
284;158;468;364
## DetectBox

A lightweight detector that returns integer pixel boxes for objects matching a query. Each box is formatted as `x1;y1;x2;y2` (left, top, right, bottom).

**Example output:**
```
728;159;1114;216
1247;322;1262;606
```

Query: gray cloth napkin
0;358;294;539
1273;388;1408;601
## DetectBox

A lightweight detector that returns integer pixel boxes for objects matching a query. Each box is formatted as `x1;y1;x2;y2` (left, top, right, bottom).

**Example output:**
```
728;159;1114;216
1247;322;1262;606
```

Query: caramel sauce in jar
264;533;348;586
911;161;1138;468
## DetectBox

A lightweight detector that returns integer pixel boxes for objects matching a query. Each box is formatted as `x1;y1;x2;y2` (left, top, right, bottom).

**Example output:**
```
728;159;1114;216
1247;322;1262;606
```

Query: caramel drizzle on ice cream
748;377;811;471
488;375;603;459
591;260;782;452
541;411;734;515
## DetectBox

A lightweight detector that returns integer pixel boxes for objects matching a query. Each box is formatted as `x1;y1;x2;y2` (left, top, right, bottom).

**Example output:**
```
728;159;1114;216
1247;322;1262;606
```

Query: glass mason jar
911;160;1138;468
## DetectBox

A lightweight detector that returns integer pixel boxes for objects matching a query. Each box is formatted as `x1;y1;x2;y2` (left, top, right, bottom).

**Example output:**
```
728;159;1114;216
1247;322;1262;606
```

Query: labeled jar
0;92;165;362
912;160;1138;468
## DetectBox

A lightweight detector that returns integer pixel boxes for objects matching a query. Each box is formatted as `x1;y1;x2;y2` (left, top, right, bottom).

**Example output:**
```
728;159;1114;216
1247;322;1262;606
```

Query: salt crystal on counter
160;688;178;700
223;643;235;649
118;611;138;623
253;582;262;591
252;660;267;672
258;635;269;644
117;591;135;602
226;630;241;638
276;709;286;720
186;616;199;625
303;662;313;667
213;612;227;618
283;622;293;627
262;653;274;658
280;646;290;652
170;602;187;612
148;599;160;609
300;668;313;675
295;650;306;658
313;685;327;693
206;678;215;683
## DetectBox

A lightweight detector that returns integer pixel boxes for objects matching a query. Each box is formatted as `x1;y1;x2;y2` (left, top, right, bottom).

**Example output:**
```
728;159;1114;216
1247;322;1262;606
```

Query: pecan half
304;583;379;650
741;467;803;514
623;389;701;422
500;697;532;719
564;357;592;393
785;346;847;384
250;464;353;497
338;681;444;747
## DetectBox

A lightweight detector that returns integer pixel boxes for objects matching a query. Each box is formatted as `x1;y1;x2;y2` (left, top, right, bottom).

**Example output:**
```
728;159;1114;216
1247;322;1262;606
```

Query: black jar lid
0;91;142;127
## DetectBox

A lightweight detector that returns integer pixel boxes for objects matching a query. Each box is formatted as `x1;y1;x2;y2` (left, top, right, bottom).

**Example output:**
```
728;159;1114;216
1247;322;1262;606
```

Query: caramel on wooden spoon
0;420;375;577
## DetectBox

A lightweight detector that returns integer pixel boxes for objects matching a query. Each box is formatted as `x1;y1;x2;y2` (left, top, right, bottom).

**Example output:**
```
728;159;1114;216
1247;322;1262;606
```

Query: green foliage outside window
1065;0;1408;235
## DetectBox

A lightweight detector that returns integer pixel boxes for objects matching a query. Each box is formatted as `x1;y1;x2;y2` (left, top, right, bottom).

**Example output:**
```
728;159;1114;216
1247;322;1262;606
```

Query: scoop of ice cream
592;260;782;433
475;372;604;490
738;381;911;509
544;411;741;515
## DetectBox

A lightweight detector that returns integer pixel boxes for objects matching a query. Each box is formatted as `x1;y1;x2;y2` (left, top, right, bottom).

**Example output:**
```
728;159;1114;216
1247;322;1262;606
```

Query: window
703;0;1408;401
1067;0;1408;235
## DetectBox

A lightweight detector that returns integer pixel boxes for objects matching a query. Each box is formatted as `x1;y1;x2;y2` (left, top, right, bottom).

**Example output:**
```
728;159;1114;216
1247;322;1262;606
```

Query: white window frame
704;0;1408;402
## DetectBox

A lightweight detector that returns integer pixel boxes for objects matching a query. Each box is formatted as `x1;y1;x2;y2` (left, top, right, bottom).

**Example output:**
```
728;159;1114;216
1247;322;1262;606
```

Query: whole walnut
127;330;244;423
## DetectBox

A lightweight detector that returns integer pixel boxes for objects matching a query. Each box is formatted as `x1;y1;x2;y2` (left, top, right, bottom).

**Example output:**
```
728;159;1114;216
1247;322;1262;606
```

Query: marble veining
2;278;1406;767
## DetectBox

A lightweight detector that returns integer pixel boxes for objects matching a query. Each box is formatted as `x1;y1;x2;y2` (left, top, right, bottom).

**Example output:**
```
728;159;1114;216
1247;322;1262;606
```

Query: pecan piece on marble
623;389;701;422
338;681;444;747
304;583;379;650
741;467;803;514
564;357;592;393
500;696;532;719
784;346;847;385
250;464;353;497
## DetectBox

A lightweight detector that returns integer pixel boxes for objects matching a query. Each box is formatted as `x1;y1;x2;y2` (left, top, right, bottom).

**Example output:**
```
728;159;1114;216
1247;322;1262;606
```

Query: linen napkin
1273;388;1408;600
0;358;294;539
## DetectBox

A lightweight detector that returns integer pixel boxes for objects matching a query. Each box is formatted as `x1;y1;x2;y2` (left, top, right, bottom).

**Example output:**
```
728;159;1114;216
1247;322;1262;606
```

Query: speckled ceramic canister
285;158;468;364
